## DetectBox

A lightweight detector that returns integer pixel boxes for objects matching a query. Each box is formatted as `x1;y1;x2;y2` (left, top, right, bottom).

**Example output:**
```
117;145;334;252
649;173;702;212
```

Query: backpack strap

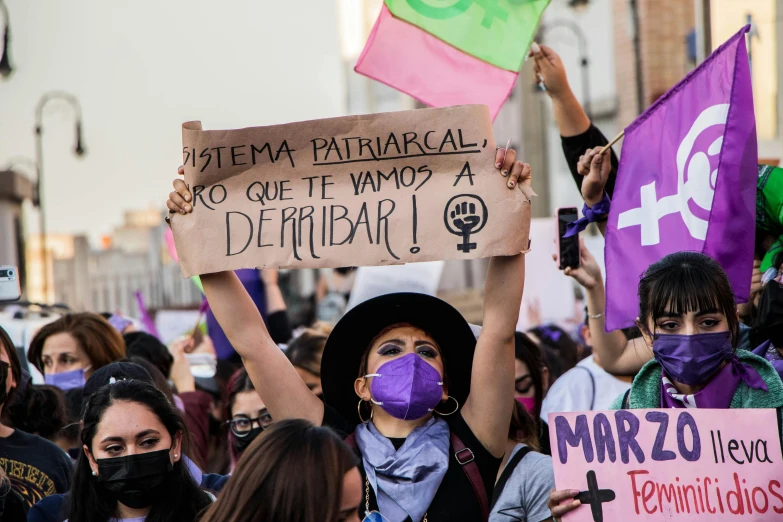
451;432;490;522
573;366;596;410
490;446;531;510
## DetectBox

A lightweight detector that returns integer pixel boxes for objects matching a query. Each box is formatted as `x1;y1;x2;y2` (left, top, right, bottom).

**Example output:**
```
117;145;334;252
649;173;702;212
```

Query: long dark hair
514;332;546;424
638;252;739;346
69;380;211;522
6;384;68;440
286;330;327;377
199;419;357;522
0;325;22;407
508;399;540;451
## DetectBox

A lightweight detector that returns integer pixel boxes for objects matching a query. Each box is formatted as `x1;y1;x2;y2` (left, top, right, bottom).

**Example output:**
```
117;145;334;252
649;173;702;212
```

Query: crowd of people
0;42;781;522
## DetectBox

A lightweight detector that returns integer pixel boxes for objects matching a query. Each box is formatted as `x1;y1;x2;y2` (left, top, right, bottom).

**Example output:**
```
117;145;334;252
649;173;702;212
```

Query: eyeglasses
226;412;273;437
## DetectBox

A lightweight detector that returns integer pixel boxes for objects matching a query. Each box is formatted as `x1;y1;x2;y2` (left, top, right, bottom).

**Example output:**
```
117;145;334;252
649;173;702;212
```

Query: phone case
0;266;21;302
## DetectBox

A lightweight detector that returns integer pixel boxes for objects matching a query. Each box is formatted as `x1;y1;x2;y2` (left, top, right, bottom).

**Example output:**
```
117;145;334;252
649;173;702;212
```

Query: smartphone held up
555;208;580;270
0;266;21;302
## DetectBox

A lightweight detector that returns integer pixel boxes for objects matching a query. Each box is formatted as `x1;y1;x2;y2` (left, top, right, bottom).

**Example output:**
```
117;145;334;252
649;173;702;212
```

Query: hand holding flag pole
599;131;624;155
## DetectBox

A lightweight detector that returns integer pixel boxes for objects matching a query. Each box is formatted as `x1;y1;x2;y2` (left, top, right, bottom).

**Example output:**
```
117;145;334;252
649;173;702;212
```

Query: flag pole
599;131;624;155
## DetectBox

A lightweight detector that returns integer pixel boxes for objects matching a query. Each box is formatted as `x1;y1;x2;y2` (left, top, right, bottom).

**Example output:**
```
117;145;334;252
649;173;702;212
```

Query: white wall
0;1;346;244
541;0;618;213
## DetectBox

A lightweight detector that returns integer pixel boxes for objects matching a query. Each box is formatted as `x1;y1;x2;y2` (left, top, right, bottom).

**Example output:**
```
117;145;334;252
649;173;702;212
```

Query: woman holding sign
166;149;531;522
547;247;783;520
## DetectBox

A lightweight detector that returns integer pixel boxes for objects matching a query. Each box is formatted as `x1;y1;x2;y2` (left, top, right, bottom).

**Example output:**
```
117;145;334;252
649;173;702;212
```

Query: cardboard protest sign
549;409;783;521
170;105;532;277
346;261;445;311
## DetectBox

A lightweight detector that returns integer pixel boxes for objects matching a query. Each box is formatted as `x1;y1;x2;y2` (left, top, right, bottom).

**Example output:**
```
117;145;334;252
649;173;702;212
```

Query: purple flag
135;291;161;339
605;26;757;330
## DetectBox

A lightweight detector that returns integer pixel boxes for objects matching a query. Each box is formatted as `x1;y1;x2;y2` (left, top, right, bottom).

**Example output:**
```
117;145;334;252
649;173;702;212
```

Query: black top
0;429;73;509
560;124;620;199
323;405;500;521
0;483;28;522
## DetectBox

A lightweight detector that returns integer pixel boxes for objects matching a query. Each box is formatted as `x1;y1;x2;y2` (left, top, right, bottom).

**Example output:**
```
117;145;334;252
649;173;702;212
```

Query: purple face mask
653;331;733;385
365;353;443;420
44;366;89;391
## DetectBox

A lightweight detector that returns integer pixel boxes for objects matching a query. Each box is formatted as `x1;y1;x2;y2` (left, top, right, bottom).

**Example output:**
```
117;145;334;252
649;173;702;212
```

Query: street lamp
35;92;87;302
0;0;12;78
539;19;592;118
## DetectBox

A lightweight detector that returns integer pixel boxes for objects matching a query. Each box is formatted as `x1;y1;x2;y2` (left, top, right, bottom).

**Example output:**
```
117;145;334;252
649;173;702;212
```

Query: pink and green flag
385;0;550;72
355;5;518;120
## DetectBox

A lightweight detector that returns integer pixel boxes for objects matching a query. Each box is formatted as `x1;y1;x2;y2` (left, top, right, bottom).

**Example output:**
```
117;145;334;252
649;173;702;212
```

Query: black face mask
231;427;263;454
96;449;174;509
757;281;783;346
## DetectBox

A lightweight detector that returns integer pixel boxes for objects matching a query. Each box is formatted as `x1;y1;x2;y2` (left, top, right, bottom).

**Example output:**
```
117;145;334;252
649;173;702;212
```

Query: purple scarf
355;416;449;522
660;358;767;409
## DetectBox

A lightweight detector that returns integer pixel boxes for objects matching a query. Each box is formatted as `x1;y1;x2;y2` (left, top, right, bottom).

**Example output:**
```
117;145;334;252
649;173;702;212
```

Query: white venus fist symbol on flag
617;103;729;246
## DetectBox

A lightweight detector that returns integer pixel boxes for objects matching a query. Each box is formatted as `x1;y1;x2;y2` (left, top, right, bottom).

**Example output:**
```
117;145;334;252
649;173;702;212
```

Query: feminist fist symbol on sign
405;0;535;28
445;194;488;253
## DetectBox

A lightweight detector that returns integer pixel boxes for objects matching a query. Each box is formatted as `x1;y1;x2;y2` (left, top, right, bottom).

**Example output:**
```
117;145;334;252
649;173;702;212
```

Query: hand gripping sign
169;105;532;277
549;409;783;522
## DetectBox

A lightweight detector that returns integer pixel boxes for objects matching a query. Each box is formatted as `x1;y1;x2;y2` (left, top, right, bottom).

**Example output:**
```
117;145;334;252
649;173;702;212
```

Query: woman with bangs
547;250;783;521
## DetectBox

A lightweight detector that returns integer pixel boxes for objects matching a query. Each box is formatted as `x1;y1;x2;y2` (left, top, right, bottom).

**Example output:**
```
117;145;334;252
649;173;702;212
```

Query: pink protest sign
549;409;783;521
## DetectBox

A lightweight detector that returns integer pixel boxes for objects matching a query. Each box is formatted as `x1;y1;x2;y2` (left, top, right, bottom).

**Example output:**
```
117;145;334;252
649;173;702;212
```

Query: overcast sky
0;0;346;243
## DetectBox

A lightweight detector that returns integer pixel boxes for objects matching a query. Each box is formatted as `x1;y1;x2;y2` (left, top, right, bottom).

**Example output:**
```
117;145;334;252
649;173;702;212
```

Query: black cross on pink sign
575;470;616;522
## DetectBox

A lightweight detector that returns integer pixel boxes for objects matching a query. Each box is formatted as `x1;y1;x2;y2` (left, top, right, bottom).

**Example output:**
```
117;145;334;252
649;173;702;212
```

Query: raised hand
577;146;611;207
166;165;193;215
530;43;570;98
553;239;602;290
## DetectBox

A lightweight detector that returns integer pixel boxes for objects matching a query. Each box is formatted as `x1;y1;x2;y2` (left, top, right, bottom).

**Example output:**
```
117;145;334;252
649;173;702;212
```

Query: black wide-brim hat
321;292;476;426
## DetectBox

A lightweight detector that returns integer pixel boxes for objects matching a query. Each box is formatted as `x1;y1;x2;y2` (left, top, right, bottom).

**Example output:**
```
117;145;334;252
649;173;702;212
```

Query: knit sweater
609;349;783;410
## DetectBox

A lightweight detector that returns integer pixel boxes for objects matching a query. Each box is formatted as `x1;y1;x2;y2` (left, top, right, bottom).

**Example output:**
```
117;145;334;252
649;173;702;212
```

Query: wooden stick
599;130;625;155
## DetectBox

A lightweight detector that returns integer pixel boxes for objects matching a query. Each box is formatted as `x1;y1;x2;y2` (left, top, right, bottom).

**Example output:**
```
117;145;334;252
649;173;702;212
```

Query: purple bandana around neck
660;357;767;409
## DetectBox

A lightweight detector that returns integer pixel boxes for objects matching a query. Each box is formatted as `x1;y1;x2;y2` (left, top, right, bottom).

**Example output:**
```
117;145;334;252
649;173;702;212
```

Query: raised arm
532;43;620;200
530;43;590;137
167;174;323;425
561;241;651;376
461;154;529;458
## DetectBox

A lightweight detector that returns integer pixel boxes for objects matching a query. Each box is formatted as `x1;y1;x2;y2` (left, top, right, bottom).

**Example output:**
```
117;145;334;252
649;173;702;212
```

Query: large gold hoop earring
357;399;373;424
434;396;459;416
